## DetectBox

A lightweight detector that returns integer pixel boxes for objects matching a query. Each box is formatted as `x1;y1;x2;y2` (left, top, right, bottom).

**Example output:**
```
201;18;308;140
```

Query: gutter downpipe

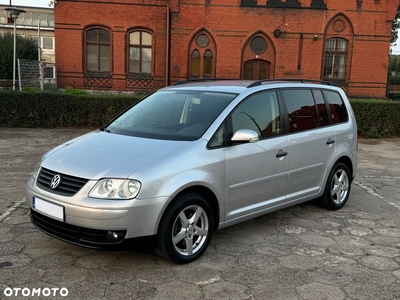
165;1;170;87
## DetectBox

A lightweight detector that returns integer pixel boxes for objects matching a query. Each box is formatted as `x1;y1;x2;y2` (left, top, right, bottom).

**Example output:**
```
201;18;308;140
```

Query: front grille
37;168;89;196
30;209;126;248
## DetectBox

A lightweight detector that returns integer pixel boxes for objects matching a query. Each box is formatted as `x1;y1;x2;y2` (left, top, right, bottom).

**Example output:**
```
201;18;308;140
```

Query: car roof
162;79;334;94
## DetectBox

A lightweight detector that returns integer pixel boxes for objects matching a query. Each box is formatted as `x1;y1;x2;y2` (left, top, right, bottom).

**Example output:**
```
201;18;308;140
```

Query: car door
281;89;336;199
223;90;289;220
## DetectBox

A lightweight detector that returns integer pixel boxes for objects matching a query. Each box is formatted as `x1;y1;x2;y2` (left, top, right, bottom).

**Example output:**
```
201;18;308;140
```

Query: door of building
243;60;270;80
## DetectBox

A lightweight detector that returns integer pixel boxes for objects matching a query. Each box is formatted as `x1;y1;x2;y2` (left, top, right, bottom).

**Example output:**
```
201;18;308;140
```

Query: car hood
41;130;189;179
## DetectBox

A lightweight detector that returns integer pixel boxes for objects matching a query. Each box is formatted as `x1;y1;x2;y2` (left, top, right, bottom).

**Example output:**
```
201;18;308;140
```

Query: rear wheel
319;162;351;210
155;193;214;264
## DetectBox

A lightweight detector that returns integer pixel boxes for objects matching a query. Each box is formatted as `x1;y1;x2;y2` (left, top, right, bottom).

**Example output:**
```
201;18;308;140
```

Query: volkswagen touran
26;79;358;264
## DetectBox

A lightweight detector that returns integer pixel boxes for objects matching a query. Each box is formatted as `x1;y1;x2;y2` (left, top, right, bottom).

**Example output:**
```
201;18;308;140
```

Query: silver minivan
26;79;357;264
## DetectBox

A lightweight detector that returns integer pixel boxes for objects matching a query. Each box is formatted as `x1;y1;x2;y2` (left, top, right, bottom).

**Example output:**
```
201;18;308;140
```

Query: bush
64;86;88;95
388;91;400;100
389;75;400;85
0;90;142;128
349;99;400;138
1;91;399;138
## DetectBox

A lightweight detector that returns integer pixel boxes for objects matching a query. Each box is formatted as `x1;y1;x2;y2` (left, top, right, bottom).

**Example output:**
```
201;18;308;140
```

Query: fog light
107;231;119;241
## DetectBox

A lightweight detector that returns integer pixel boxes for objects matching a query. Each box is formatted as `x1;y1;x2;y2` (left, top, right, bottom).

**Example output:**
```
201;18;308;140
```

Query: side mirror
231;129;259;143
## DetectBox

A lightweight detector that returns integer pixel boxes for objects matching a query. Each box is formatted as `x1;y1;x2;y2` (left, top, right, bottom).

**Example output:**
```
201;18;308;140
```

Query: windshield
106;90;237;141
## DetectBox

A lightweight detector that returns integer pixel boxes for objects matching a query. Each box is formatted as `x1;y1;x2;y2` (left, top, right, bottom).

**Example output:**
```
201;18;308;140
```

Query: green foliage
349;99;400;138
388;91;400;100
64;86;88;95
392;4;400;44
0;91;142;128
0;91;399;139
22;86;40;92
0;33;39;79
389;75;400;85
389;55;400;74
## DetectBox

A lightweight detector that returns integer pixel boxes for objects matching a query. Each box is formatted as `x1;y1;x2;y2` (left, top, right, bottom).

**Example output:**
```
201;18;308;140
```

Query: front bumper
30;208;127;248
26;176;168;248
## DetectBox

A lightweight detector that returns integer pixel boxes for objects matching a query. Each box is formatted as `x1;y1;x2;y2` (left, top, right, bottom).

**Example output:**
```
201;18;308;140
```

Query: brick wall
54;0;399;98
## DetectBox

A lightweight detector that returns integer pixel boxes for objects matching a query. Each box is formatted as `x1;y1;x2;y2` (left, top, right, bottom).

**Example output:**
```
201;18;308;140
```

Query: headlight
89;179;141;200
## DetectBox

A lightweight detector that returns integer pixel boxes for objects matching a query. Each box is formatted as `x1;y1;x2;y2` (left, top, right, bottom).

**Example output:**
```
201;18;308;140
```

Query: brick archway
241;32;276;80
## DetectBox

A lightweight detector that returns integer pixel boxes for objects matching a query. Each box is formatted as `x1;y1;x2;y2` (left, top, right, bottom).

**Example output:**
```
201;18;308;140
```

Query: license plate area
33;196;64;222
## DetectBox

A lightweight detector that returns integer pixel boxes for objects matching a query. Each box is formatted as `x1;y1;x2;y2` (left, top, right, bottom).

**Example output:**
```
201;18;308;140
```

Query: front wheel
155;193;214;264
319;162;351;210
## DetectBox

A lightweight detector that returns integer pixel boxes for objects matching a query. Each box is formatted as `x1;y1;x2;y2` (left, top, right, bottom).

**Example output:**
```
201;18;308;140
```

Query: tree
391;4;400;44
0;33;39;79
389;54;400;74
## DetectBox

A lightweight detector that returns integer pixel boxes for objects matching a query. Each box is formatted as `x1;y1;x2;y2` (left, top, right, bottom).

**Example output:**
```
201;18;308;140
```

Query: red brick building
54;0;399;97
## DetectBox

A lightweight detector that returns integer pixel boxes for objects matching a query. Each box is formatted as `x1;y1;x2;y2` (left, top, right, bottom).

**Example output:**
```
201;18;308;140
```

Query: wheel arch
158;185;221;233
319;154;353;210
336;155;354;179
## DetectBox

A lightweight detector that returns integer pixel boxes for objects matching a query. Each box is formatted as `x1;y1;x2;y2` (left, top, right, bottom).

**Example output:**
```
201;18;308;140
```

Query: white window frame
41;36;54;51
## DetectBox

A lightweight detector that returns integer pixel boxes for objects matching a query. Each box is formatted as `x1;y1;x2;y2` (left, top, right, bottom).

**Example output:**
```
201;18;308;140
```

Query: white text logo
4;287;68;297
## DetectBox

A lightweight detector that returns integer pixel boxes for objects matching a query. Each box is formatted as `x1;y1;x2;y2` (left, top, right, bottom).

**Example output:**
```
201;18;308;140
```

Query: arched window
203;50;212;78
323;38;348;80
189;32;215;79
190;49;213;78
129;31;152;74
86;28;110;72
241;34;273;80
191;50;200;78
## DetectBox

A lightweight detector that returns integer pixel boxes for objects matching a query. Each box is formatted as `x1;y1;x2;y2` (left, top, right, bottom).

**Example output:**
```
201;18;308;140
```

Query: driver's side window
231;90;280;139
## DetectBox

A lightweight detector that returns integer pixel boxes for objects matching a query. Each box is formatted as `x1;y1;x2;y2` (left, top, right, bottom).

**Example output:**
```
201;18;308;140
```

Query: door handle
276;149;288;158
326;138;335;145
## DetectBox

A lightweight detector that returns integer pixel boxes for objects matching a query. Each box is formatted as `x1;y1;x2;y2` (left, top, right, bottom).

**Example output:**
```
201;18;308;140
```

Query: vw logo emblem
50;175;61;189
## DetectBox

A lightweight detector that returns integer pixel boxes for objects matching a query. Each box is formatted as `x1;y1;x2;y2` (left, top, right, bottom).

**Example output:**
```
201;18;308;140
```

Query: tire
319;162;351;210
155;193;214;264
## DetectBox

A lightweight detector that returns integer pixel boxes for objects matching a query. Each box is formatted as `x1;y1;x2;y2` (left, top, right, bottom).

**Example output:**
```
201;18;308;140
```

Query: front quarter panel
134;140;226;227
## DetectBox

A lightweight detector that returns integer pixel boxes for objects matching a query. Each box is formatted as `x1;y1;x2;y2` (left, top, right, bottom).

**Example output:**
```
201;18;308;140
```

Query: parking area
1;128;400;300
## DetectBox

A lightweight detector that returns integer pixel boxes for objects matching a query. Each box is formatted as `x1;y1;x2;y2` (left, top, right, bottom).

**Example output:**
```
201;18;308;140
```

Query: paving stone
202;280;251;300
0;267;45;286
104;280;157;300
153;280;204;300
359;256;399;271
297;282;345;300
1;130;400;299
0;241;25;255
278;255;320;271
298;233;336;247
344;283;399;300
75;253;118;269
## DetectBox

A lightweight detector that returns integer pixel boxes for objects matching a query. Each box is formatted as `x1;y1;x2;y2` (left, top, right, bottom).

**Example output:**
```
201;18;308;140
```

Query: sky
0;0;50;8
391;39;400;55
3;0;400;54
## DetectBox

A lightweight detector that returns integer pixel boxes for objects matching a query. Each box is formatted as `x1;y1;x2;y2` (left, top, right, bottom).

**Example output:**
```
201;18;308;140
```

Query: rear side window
312;90;330;127
281;89;318;133
324;91;348;124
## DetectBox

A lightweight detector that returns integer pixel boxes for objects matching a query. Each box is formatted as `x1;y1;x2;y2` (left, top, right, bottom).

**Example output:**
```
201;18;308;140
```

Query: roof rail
172;78;237;86
246;78;331;88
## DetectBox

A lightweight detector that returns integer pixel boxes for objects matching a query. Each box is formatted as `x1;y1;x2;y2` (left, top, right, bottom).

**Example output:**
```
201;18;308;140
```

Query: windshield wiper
99;127;111;133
